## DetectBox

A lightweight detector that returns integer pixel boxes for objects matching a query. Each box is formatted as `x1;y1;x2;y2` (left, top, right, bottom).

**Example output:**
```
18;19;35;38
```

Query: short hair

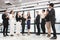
42;9;45;12
10;10;13;14
22;13;24;16
49;3;54;7
4;10;7;12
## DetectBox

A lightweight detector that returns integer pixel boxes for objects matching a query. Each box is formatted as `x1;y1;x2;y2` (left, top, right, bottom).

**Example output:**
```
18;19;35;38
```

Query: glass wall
0;12;4;32
54;7;60;33
55;7;60;23
0;13;3;23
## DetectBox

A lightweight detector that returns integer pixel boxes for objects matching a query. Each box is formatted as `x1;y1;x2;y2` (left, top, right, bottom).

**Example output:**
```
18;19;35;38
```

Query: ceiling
0;0;60;11
0;0;55;8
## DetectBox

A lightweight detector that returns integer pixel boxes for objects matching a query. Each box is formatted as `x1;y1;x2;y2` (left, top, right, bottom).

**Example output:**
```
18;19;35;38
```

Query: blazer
21;17;26;25
47;8;56;24
35;15;40;24
47;8;56;21
16;15;22;22
2;14;9;25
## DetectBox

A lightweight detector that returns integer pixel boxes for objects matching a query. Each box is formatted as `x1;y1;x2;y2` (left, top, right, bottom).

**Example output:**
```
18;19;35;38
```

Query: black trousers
22;24;25;34
41;19;46;34
36;23;40;34
51;21;57;37
3;23;8;36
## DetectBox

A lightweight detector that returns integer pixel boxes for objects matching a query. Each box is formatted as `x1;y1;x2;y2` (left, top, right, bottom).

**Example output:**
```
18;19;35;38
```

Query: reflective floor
0;34;59;40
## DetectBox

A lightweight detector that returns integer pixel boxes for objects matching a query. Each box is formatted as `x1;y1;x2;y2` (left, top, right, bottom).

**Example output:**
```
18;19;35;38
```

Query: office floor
0;33;59;40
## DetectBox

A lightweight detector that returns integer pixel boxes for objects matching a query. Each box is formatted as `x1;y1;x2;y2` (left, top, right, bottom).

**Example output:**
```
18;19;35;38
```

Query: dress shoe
6;34;9;36
3;35;6;37
36;33;40;35
50;36;57;39
10;35;14;36
47;34;51;37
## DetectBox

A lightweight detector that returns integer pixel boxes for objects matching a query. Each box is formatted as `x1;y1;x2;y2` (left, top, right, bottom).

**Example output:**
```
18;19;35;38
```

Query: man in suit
2;10;9;37
47;3;57;39
35;11;40;35
21;14;26;36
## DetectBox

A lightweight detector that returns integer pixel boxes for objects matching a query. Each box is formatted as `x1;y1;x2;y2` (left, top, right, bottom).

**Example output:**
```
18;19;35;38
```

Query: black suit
21;17;26;34
16;15;22;22
2;14;9;36
35;15;40;34
41;18;46;34
47;8;57;37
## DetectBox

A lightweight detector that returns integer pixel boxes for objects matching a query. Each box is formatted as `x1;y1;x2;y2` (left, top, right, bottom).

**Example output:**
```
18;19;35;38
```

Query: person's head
16;12;21;16
10;10;14;14
48;3;54;8
27;12;30;16
22;13;24;17
42;9;45;13
36;11;39;15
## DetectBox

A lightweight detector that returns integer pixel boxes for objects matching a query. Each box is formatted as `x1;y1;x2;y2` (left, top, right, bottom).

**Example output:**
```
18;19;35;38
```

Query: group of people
2;10;31;36
2;3;57;39
35;3;57;39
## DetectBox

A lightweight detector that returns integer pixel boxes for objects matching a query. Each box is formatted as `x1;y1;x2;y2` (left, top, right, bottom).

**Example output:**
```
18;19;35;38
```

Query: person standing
21;13;26;36
35;11;40;35
15;12;22;36
27;12;31;35
9;10;15;36
2;10;9;37
47;3;57;39
40;10;46;34
45;7;52;37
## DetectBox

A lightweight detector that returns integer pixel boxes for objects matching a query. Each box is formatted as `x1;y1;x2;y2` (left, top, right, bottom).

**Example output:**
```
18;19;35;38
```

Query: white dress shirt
40;13;46;19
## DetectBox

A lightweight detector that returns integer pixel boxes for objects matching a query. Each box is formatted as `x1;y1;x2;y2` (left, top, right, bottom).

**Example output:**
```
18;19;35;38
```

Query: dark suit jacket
16;15;22;22
2;14;9;25
21;17;26;25
35;15;40;24
47;8;56;24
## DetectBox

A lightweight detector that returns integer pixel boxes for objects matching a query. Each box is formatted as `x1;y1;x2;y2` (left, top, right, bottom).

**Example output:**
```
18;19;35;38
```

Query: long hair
27;12;30;17
27;12;31;19
10;10;13;14
10;10;12;14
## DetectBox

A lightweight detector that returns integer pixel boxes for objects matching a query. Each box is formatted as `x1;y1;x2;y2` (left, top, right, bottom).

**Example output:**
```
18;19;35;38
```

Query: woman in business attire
45;9;51;37
9;10;15;36
27;12;31;35
2;10;9;37
15;12;22;36
40;10;46;34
